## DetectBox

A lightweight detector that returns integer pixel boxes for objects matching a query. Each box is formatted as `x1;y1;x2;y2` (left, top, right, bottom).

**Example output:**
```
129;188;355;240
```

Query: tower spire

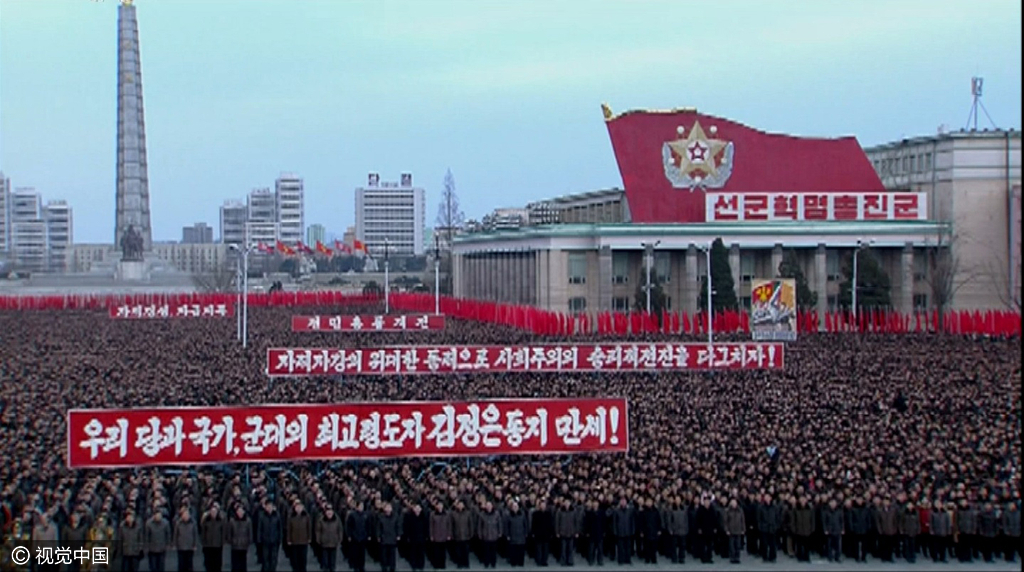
114;0;152;251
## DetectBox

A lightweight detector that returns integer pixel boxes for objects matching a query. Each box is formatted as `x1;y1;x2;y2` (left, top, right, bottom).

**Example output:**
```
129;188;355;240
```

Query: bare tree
434;168;465;293
192;260;237;293
923;222;981;330
987;259;1022;312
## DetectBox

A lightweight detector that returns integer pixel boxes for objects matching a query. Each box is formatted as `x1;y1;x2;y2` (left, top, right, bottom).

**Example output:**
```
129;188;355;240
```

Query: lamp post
235;256;242;341
230;243;254;348
852;239;874;325
384;238;390;314
642;240;661;314
433;235;441;315
696;241;713;344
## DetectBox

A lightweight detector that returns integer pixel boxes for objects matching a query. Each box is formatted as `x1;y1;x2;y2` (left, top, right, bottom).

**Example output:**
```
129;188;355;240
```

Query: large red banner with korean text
267;342;784;377
109;302;233;319
292;314;445;332
67;398;628;468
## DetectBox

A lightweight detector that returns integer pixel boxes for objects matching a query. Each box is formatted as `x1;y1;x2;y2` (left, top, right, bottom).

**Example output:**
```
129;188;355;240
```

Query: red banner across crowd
109;302;234;319
67;398;628;468
292;314;445;332
266;342;784;377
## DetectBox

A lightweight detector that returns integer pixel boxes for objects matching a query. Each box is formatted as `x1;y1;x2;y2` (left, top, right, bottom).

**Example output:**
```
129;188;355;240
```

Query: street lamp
852;239;875;325
383;238;390;314
642;240;662;314
234;255;242;341
433;235;441;315
696;241;713;344
229;243;254;348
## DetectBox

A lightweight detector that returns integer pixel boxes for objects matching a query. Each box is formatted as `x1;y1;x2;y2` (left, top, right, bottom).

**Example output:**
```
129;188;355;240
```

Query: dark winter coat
256;510;282;545
226;516;253;550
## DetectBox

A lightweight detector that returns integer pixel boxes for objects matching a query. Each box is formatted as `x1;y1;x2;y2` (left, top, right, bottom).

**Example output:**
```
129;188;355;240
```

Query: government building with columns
451;106;1020;319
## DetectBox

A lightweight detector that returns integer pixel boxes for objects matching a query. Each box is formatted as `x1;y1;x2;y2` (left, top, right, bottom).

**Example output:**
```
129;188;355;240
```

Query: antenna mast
964;77;997;131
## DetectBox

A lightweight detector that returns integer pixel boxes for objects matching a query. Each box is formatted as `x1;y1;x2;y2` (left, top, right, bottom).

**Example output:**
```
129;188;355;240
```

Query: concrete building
452;106;1016;319
248;188;276;223
342;226;356;248
113;0;153;251
355;172;425;256
181;222;213;244
11;220;48;274
245;221;280;247
219;200;247;245
11;188;41;222
1013;184;1022;310
306;223;326;247
43;201;73;272
275;174;304;245
863;128;1021;310
152;242;229;275
0;173;10;255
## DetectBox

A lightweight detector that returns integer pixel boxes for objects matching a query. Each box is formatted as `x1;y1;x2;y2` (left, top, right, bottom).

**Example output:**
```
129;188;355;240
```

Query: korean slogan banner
67;398;628;469
292;313;445;332
750;279;797;342
267;342;784;377
109;302;233;319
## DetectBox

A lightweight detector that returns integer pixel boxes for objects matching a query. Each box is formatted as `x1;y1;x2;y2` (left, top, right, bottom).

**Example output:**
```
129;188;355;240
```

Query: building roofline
863;128;1021;152
454;221;948;243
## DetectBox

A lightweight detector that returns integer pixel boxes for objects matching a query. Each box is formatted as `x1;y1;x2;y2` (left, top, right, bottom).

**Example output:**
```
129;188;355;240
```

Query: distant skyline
1;0;1020;244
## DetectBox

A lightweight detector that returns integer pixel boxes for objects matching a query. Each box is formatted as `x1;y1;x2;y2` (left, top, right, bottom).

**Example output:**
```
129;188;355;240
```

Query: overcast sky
1;0;1020;244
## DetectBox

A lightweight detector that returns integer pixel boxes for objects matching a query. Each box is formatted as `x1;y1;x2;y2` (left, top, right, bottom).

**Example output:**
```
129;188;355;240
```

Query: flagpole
384;238;390;314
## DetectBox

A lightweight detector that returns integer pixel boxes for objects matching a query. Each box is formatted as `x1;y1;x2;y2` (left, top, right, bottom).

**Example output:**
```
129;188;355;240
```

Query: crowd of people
0;303;1020;571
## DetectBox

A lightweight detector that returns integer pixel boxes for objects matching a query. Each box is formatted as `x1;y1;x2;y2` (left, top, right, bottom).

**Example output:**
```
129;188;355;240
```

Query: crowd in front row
0;305;1020;570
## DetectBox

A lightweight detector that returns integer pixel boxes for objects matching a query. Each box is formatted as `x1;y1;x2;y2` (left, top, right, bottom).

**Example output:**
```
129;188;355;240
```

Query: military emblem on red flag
663;120;735;190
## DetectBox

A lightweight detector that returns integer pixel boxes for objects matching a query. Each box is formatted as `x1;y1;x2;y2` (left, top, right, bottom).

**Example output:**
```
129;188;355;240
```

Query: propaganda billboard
750;279;798;341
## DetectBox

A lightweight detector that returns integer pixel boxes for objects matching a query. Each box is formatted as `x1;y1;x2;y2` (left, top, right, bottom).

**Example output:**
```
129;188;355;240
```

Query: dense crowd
0;303;1020;571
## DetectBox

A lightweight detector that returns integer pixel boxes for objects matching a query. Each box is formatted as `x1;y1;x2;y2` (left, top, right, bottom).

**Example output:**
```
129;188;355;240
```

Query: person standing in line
64;512;90;572
1000;500;1020;562
225;505;252;572
504;500;530;568
375;503;401;572
555;498;579;566
315;506;342;572
428;502;452;570
402;503;429;571
199;505;225;572
31;512;60;572
609;497;635;565
637;497;661;565
978;501;1000;562
530;499;555;567
449;500;473;569
172;507;199;572
475;501;503;569
345;501;369;572
723;498;746;564
144;511;171;572
117;512;144;572
285;501;312;572
929;500;952;563
822;497;844;563
899;501;920;563
255;499;282;572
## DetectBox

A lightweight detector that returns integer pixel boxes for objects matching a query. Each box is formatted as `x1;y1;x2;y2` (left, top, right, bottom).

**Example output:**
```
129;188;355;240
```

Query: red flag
276;240;295;255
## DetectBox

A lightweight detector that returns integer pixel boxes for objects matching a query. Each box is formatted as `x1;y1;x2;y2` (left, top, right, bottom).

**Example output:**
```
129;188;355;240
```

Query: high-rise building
355;172;425;256
43;201;73;272
247;188;276;223
113;0;153;252
219;200;247;245
0;173;10;255
181;222;213;244
306;223;325;247
9;188;47;273
245;221;280;247
276;174;304;245
11;188;41;222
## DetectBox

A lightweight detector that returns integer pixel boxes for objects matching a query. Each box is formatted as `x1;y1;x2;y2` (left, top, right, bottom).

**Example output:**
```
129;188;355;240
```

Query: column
598;246;613;312
815;244;827;329
772;243;784;278
901;243;914;314
685;244;698;313
729;243;741;301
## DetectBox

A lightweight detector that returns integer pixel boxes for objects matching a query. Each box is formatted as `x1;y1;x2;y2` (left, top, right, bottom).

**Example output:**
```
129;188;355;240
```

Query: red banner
109;302;234;319
67;398;628;468
292;314;445;332
267;342;784;377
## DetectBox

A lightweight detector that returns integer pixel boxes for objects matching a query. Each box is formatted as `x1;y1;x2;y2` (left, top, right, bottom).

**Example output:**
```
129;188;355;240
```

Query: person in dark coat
637;497;661;564
789;496;815;563
255;499;282;572
345;502;369;572
873;497;898;562
694;495;718;564
173;508;200;572
847;497;872;562
375;503;401;572
929;500;952;563
504;500;530;567
402;504;429;571
756;494;780;563
609;497;635;565
116;511;143;572
449;500;473;569
200;505;226;572
1001;500;1020;562
475;501;502;569
64;512;90;572
554;498;579;566
956;499;978;562
898;502;921;563
822;498;844;563
428;502;452;570
145;511;172;572
315;506;342;572
723;498;746;564
978;502;999;562
285;502;312;572
225;505;252;572
582;500;606;566
530;500;555;566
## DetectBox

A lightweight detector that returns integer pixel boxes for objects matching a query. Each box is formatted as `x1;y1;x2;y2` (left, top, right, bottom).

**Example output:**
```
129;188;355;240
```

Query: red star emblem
688;141;708;162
